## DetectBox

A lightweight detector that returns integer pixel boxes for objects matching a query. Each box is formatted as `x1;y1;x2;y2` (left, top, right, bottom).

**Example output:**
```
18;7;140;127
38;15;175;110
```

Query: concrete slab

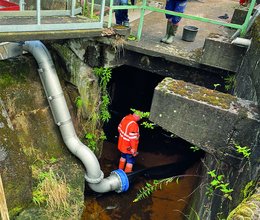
120;0;248;68
149;77;260;161
201;37;247;72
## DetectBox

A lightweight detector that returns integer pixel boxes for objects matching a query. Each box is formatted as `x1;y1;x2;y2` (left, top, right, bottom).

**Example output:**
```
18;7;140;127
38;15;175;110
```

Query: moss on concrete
227;188;260;220
158;77;237;110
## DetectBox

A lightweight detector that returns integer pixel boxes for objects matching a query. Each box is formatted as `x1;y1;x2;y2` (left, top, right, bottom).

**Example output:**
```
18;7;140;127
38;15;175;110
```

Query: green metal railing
108;0;256;40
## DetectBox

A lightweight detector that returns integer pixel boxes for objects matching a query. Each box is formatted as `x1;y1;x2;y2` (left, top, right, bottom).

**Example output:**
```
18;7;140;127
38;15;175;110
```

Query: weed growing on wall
207;170;233;200
74;67;111;154
93;67;112;123
190;146;200;152
224;74;235;92
234;144;251;159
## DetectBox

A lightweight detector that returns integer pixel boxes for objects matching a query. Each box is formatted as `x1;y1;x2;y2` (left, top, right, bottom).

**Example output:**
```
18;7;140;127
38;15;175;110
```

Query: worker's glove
130;148;138;157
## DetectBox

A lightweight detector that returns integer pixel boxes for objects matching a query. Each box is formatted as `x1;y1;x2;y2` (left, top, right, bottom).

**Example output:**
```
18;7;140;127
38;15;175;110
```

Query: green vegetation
0;73;17;89
100;94;111;122
234;144;251;159
163;78;237;109
84;131;107;152
213;83;221;90
9;206;23;218
93;67;112;123
31;159;83;219
190;145;200;152
207;170;233;200
75;96;83;109
133;177;179;202
127;35;137;41
242;181;256;199
73;67;112;154
224;74;235;91
130;108;155;129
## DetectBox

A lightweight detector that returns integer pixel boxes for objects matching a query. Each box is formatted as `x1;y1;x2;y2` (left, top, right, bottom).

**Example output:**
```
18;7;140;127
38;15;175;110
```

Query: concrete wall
234;17;260;106
0;53;85;219
149;77;260;219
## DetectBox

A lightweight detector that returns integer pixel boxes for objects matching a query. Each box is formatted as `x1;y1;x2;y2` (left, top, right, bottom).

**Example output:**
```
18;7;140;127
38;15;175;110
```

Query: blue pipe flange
111;169;129;193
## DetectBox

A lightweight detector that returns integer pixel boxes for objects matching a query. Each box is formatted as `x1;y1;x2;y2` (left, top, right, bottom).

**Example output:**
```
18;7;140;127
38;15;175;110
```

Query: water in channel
81;137;203;220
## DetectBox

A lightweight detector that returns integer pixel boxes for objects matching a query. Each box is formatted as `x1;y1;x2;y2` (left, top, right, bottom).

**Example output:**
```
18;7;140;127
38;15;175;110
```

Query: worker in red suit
117;113;141;173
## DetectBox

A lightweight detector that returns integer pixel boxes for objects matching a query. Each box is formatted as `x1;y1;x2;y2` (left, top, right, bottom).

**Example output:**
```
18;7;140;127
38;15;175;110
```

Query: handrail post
100;0;106;26
19;0;25;11
36;0;41;25
91;0;95;18
108;0;114;28
240;0;256;36
71;0;76;17
137;0;146;40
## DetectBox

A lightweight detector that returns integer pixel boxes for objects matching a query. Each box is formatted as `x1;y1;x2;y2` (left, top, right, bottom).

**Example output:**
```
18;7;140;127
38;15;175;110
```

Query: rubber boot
123;21;130;27
165;24;178;44
161;21;171;43
118;157;126;170
124;163;133;173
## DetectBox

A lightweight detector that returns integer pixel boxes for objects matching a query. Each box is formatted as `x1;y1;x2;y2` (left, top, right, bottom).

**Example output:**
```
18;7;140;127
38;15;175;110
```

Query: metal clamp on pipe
84;171;104;184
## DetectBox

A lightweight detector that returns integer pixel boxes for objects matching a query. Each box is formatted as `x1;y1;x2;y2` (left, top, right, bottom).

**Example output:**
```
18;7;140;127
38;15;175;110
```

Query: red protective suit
118;114;140;154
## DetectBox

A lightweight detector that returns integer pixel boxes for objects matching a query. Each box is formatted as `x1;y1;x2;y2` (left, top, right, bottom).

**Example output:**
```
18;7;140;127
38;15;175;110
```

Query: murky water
81;141;201;220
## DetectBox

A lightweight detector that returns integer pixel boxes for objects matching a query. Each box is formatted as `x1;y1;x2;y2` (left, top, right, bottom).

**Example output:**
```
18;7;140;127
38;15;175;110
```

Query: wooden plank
0;175;9;220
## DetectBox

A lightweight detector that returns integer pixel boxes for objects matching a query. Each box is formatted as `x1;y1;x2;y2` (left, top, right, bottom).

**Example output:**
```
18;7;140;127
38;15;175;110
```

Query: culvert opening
82;65;205;219
103;65;205;170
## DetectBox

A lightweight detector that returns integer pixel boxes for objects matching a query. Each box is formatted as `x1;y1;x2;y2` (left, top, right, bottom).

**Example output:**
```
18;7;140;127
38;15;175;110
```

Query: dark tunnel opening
103;65;205;174
83;65;206;220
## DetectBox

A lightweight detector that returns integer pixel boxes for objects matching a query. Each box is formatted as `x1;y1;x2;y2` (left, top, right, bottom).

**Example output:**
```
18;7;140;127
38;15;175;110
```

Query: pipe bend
88;170;129;193
22;40;129;194
63;136;103;178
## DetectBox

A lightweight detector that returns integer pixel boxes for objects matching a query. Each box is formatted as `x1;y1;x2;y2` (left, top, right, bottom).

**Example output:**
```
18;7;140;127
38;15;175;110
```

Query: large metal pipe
22;40;129;193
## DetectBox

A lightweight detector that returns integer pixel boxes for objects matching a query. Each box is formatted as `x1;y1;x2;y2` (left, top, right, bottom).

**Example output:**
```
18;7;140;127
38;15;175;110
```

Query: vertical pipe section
22;41;129;193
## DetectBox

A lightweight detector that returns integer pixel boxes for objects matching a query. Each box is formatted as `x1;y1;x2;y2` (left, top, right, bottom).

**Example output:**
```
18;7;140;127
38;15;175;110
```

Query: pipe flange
84;171;104;184
111;169;129;193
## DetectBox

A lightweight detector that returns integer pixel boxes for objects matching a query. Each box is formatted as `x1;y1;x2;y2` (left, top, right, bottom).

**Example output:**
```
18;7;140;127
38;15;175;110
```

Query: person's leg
118;153;126;170
161;0;174;42
115;0;123;25
121;0;129;26
124;154;135;173
165;0;187;44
